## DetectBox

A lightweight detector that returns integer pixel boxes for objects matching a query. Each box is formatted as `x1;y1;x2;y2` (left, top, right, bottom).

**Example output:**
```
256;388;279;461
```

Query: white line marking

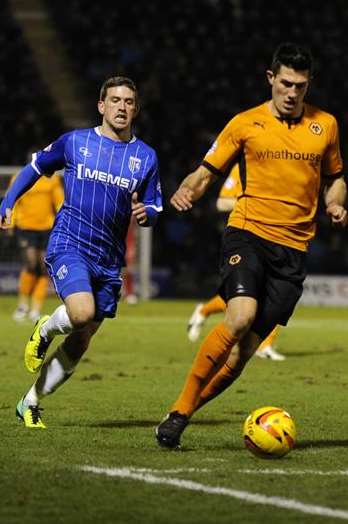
239;468;348;476
80;465;348;520
128;467;210;474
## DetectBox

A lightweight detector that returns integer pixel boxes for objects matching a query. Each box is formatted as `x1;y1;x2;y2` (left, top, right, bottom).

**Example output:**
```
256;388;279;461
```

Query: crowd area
2;0;348;296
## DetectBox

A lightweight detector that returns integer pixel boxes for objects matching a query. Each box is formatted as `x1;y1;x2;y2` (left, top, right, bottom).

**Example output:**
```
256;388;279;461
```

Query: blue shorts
45;252;122;321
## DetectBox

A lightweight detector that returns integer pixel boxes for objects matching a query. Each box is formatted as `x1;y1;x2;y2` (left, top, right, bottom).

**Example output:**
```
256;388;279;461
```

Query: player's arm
216;196;236;212
132;152;162;227
0;164;41;228
0;133;68;228
131;192;159;226
170;164;218;212
323;175;347;226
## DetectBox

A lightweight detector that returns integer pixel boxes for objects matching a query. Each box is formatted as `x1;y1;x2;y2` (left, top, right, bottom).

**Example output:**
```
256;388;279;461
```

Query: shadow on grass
296;439;348;449
282;347;344;358
63;418;233;429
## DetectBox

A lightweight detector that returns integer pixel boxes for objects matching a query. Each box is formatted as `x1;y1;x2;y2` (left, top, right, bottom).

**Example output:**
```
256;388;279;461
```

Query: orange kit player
156;42;347;448
11;169;63;322
187;164;284;360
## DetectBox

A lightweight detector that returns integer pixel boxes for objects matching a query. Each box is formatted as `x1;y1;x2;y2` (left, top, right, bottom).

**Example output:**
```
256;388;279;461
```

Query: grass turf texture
1;295;348;524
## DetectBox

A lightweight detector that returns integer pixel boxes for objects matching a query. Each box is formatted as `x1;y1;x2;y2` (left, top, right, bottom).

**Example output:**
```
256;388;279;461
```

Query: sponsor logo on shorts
229;254;241;265
56;264;68;280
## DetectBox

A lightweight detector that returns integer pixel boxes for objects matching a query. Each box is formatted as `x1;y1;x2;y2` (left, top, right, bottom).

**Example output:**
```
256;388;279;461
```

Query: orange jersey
204;101;343;251
219;164;241;200
11;174;64;230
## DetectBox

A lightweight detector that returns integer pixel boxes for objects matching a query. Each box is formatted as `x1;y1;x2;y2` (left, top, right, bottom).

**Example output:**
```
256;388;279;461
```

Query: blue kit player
0;76;162;428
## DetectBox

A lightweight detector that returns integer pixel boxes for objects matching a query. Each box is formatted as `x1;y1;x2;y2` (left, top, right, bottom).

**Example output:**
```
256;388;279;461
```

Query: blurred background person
122;216;139;304
9;155;63;322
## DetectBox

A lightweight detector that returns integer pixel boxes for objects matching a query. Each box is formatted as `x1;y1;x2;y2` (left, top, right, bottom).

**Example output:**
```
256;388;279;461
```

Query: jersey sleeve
32;132;72;175
321;116;343;177
138;152;163;212
203;116;244;175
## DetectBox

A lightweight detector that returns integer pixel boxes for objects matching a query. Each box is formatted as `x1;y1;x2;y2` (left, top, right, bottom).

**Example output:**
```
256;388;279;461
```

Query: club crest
229;254;241;265
128;156;142;174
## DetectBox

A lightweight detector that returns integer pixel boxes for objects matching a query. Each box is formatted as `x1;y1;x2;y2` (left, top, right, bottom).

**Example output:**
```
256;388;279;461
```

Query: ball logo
229;254;241;265
309;121;323;135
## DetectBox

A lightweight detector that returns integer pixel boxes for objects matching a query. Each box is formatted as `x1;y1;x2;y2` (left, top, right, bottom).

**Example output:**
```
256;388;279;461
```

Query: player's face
267;65;310;118
98;85;138;134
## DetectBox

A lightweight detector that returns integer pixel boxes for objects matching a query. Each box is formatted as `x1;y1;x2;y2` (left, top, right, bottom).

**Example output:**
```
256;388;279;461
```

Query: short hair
99;76;139;107
271;43;313;75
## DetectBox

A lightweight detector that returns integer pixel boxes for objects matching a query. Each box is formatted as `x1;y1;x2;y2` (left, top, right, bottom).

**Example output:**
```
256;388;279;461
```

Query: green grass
1;296;348;523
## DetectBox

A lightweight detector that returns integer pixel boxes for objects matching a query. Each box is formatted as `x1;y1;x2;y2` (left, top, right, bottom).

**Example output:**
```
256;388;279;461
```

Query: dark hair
99;76;139;107
271;43;313;75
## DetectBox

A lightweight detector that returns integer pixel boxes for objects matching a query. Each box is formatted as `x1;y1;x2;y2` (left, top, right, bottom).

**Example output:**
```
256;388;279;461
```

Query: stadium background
1;0;348;299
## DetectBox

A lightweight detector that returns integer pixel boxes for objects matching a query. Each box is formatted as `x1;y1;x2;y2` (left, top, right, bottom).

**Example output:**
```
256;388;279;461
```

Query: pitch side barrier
300;274;348;307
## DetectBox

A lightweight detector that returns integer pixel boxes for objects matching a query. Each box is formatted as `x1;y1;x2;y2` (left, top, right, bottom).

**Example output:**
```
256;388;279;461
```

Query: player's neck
268;100;304;120
99;123;132;143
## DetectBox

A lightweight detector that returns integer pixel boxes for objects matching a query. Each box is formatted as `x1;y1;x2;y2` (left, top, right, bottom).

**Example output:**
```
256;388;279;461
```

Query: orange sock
31;276;49;309
258;326;280;351
18;270;37;296
195;361;243;412
201;295;226;317
171;322;238;417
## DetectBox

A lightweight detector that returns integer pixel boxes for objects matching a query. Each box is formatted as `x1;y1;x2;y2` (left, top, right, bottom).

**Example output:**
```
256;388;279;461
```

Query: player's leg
13;239;38;321
187;295;226;342
28;243;50;322
25;291;95;373
255;326;285;360
195;330;262;410
156;227;264;448
194;248;305;415
18;260;122;428
17;320;101;428
174;295;257;415
156;295;258;448
24;253;95;373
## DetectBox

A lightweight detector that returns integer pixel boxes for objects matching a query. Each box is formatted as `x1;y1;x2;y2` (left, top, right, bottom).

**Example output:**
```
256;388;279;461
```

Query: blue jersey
32;127;162;267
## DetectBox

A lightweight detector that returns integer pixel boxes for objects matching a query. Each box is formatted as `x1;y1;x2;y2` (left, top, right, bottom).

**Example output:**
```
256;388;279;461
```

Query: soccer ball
243;406;296;458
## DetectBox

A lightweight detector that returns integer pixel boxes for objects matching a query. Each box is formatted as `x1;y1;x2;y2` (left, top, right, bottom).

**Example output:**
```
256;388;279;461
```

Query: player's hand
170;187;194;211
131;192;147;225
326;203;348;227
0;208;12;229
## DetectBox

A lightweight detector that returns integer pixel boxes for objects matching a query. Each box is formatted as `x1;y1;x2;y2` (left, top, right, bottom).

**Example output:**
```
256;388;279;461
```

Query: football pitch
1;295;348;524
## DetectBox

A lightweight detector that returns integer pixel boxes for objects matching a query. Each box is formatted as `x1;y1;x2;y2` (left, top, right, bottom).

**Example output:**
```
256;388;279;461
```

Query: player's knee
69;307;95;329
224;310;256;338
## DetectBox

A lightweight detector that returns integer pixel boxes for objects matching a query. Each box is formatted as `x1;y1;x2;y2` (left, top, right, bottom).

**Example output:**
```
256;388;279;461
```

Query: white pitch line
80;465;348;520
127;467;210;474
239;468;348;476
